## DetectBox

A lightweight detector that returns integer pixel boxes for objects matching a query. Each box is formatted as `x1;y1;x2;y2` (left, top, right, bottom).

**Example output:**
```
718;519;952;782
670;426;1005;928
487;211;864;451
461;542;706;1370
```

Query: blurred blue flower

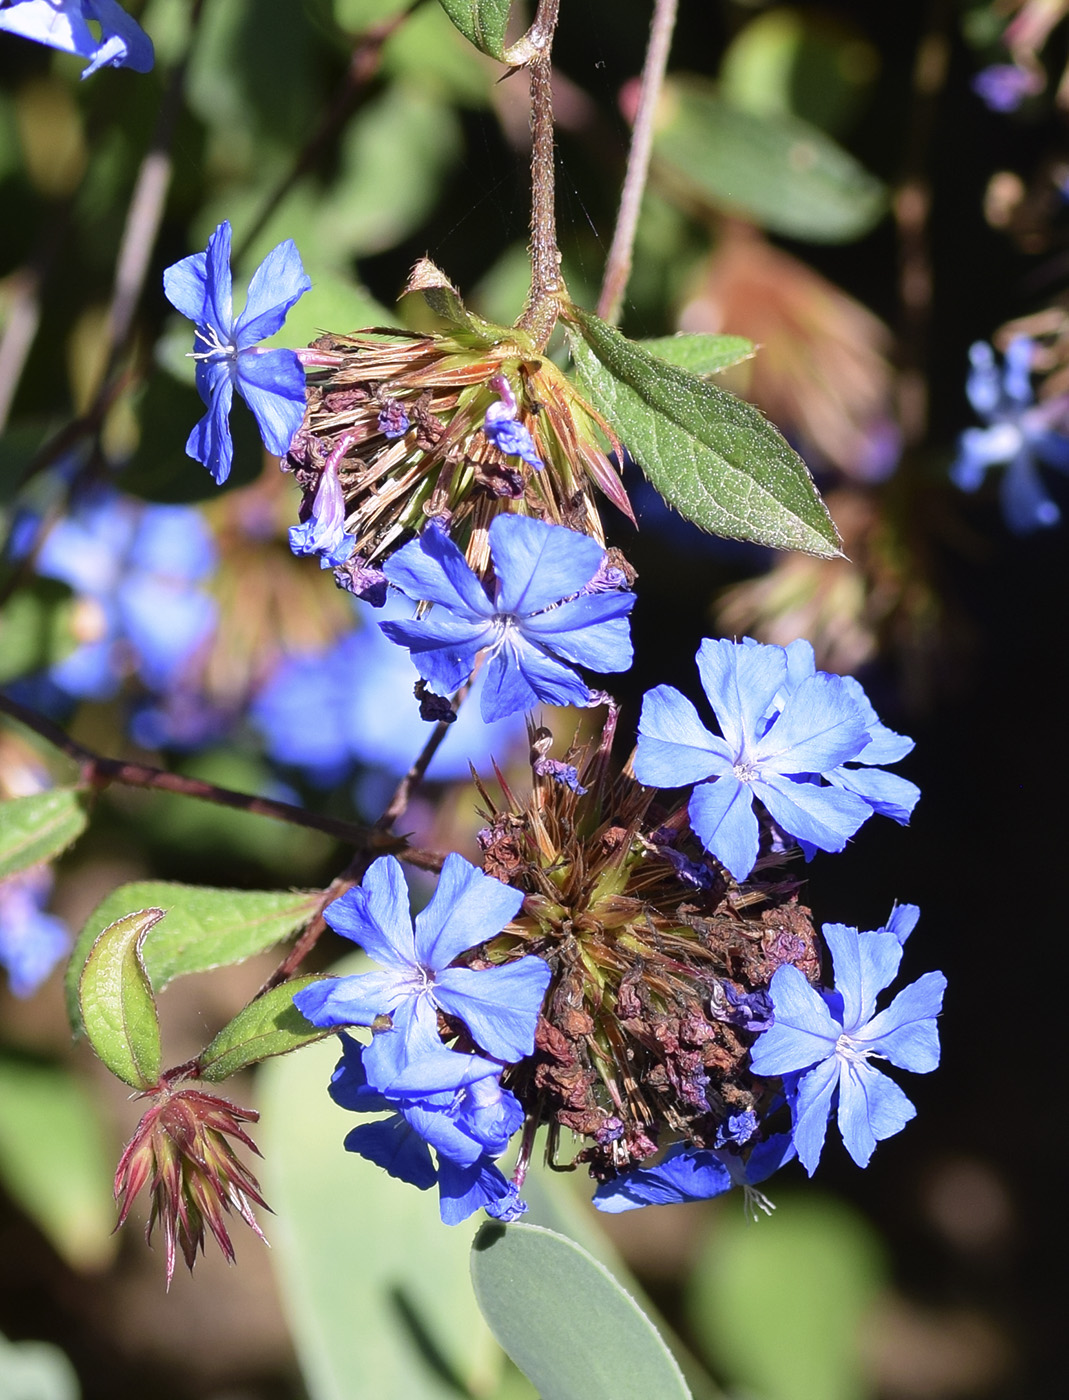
749;913;946;1174
31;489;217;702
0;1;153;77
593;1133;795;1215
634;638;882;882
0;865;70;998
252;595;526;787
164;222;311;484
294;853;551;1095
326;1034;526;1225
952;338;1069;532
381;516;636;722
971;64;1040;112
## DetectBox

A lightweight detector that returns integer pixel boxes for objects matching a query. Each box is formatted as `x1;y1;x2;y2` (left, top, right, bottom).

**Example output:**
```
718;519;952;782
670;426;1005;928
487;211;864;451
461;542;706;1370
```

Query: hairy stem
0;694;397;851
516;0;563;349
596;0;678;324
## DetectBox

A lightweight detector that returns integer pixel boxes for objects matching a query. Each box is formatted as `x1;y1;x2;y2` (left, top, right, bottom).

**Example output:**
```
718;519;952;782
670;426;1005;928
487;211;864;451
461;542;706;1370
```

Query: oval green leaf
654;77;886;244
641;333;755;376
198;977;334;1081
470;1221;692;1400
0;789;87;881
77;909;163;1090
66;882;321;1033
436;0;512;61
566;306;840;557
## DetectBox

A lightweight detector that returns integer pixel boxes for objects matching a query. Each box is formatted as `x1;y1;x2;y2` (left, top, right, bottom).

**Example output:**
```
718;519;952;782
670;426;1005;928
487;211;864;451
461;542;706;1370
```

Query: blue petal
1001;452;1061;532
328;1035;388;1112
687;775;758;882
828;765;919;823
163;250;210;325
883;903;920;945
343;1117;438;1189
838;675;914;763
436;958;551;1062
489;515;606;615
837;1059;915;1168
202;222;235;341
695;637;787;757
755;773;870;854
593;1143;733;1213
859;971;946;1072
82;0;154;74
753;673;868;775
382;1044;506;1096
749;964;840;1076
822;924;902;1030
234;239;311;347
1003;336;1034;405
413;852;523;968
437;1156;517;1225
633;686;731;788
187;361;235;483
964;341;1000;416
790;1056;838;1176
325;855;417;966
293;969;406;1027
522;593;635;673
379;613;492;695
236;347;307;457
744;1132;797;1185
384;524;495;619
482;635;592;719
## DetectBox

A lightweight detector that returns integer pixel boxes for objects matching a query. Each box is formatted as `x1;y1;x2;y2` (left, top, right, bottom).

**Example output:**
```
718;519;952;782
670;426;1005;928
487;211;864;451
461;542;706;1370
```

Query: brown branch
596;0;678;325
0;693;398;851
516;0;563;348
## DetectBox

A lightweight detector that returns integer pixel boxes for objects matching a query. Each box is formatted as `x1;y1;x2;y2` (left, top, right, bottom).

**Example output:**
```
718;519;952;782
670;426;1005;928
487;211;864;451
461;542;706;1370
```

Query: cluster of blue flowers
952;338;1069;533
0;864;70;999
293;854;551;1223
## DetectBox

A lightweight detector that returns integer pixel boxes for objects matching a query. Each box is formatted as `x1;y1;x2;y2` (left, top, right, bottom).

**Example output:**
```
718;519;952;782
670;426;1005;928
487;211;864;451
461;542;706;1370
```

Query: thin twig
596;0;678;325
0;693;397;850
516;0;562;348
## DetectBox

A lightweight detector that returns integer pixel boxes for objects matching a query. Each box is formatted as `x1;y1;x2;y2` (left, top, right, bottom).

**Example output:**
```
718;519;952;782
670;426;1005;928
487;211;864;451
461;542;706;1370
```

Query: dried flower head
114;1086;269;1286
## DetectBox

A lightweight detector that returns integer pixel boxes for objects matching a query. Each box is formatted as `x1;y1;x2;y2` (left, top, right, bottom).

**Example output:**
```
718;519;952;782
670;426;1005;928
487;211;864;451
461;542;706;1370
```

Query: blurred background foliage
1;0;1065;1396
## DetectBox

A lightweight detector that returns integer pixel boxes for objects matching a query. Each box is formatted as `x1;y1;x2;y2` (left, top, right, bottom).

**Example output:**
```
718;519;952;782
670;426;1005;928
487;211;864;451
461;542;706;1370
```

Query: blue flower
163;222;311;484
634;638;885;882
593;1133;795;1215
749;912;946;1174
294;853;551;1095
325;1034;526;1225
31;489;217;701
0;1;153;77
380;515;636;722
483;402;543;471
0;865;70;999
971;64;1040;112
951;338;1069;532
288;456;352;568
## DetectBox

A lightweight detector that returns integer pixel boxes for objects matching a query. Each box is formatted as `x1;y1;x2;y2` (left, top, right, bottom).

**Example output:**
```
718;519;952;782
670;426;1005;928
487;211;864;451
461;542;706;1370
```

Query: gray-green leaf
435;0;512;61
654;77;886;244
470;1221;692;1400
66;883;321;1033
198;977;334;1081
77;909;163;1090
0;789;87;882
641;333;755;376
566;306;840;556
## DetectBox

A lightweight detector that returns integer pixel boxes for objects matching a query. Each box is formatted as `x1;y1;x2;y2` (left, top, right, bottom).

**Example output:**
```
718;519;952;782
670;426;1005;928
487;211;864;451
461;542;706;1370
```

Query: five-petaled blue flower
593;1133;795;1216
749;909;946;1174
951;338;1069;532
326;1034;527;1225
163;221;311;485
0;1;153;77
633;638;914;883
293;853;551;1096
380;515;636;722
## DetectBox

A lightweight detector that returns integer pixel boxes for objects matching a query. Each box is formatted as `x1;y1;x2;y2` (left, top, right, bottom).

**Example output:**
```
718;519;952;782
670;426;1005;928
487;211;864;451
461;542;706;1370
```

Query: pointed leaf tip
78;908;164;1090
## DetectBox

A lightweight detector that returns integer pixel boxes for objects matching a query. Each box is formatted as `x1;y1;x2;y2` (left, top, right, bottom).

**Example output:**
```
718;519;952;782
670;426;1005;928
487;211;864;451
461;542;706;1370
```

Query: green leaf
258;1028;504;1400
198;977;333;1081
640;333;755;376
653;77;886;243
0;1054;117;1273
0;789;87;882
77;908;163;1090
435;0;512;61
471;1221;692;1400
685;1191;887;1400
565;306;840;557
0;1332;79;1400
66;882;321;1033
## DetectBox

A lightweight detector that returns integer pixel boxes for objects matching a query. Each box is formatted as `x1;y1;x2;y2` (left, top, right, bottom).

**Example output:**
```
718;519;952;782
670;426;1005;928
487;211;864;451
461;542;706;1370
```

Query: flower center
188;323;236;366
834;1031;871;1064
732;758;759;782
